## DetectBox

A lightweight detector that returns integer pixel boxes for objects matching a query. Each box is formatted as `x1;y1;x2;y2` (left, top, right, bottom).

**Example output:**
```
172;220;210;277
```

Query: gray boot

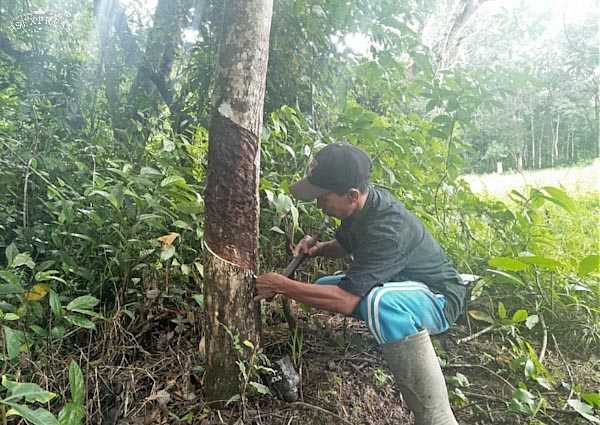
382;330;458;425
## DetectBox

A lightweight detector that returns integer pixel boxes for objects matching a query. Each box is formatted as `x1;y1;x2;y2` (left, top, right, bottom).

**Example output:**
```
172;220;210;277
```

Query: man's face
316;191;356;219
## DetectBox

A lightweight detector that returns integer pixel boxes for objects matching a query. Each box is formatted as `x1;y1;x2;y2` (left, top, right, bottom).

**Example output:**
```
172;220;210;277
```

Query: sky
123;0;597;52
339;0;598;56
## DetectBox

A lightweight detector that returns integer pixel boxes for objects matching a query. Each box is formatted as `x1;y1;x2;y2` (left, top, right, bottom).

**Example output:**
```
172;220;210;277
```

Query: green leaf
249;381;271;395
3;402;58;425
5;243;18;265
68;309;103;319
35;270;67;284
290;205;299;230
583;393;600;408
578;255;600;276
269;226;285;235
489;257;527;272
160;175;186;188
51;326;66;339
568;399;600;423
66;296;99;312
510;388;536;414
524;359;536;379
68;361;85;405
0;283;24;296
525;342;554;388
541;186;576;213
89;190;120;209
1;377;57;403
49;292;63;317
0;270;20;286
3;326;26;359
64;315;96;330
511;309;528;323
517;256;562;271
12;253;35;269
138;214;163;222
192;294;204;307
160;245;176;261
525;315;539;329
498;302;507;320
468;310;495;324
173;220;192;230
487;269;526;287
3;313;19;321
58;402;85;425
140;166;162;176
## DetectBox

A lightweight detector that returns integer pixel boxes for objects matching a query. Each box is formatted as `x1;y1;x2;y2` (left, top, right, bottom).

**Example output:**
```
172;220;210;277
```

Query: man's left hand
254;272;288;301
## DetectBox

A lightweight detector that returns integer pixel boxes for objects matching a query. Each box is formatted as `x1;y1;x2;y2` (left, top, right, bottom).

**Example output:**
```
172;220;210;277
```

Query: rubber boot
382;330;459;425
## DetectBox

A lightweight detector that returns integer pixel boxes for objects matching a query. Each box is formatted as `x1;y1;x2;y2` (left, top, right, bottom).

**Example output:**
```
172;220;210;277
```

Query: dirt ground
28;299;597;425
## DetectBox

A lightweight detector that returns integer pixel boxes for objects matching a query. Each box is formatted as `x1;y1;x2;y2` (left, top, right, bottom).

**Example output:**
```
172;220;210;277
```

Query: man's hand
254;272;289;301
293;235;321;257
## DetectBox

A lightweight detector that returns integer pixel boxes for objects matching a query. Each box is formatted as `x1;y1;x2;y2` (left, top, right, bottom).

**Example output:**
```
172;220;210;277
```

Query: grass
460;159;600;199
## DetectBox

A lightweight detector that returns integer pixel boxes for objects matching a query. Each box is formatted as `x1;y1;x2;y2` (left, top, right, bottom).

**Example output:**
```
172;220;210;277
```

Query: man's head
290;143;372;218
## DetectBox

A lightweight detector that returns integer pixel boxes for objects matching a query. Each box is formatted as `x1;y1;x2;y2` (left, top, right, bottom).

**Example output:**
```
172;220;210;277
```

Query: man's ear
347;188;360;202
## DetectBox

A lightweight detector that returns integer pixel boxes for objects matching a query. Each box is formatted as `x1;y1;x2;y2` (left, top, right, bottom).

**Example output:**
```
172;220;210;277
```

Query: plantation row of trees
450;3;600;172
2;1;597;173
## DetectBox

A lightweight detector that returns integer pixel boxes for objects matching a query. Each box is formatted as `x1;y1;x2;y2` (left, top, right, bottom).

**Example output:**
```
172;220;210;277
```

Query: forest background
0;0;599;424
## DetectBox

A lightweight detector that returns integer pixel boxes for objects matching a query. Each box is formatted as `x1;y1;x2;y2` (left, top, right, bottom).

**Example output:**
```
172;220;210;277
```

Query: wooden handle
283;236;318;277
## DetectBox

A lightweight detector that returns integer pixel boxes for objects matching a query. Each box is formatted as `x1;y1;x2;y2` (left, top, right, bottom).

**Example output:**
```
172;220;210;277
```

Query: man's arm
255;272;360;316
313;239;347;258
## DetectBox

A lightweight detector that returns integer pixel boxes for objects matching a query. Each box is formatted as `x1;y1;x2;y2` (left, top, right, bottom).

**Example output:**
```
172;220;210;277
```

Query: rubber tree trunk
202;0;273;402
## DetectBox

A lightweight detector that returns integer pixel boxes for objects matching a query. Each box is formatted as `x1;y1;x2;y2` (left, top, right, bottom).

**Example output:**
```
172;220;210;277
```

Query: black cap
290;143;372;201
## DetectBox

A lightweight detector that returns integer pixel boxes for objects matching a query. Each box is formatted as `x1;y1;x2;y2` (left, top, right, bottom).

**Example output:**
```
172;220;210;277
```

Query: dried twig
457;324;494;344
552;334;575;409
539;313;548;364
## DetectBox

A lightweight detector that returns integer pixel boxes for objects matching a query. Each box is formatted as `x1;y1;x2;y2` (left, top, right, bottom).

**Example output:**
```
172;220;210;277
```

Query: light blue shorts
316;274;449;344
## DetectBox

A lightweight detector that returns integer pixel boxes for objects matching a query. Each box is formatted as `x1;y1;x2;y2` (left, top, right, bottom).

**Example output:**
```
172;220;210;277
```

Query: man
255;143;466;425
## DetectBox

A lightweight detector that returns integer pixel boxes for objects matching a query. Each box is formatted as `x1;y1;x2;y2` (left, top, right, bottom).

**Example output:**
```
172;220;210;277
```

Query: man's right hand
293;235;321;257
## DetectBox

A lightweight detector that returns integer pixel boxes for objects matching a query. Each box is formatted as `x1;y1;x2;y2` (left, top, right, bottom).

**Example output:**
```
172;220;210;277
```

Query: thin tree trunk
552;113;560;166
530;114;535;169
595;94;600;158
539;120;545;169
570;129;575;162
202;0;273;402
437;0;491;69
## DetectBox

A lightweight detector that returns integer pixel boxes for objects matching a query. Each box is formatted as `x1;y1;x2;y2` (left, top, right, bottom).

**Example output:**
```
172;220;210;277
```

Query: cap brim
289;178;329;201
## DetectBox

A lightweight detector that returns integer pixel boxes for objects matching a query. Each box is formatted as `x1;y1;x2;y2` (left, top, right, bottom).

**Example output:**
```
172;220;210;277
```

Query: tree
202;0;273;401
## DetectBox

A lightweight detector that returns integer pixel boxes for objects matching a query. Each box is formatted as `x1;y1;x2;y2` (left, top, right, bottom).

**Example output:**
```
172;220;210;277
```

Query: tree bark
126;0;189;118
202;0;273;402
437;0;491;69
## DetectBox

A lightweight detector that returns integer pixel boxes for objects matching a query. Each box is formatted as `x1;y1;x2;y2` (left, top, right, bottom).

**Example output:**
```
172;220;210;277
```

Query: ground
27;294;598;425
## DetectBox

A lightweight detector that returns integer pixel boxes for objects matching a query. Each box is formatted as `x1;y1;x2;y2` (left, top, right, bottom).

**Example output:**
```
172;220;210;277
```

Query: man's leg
362;282;457;425
317;277;458;425
382;330;458;425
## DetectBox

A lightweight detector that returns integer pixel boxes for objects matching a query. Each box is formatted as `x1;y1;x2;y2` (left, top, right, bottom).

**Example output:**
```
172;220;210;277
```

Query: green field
461;159;600;199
